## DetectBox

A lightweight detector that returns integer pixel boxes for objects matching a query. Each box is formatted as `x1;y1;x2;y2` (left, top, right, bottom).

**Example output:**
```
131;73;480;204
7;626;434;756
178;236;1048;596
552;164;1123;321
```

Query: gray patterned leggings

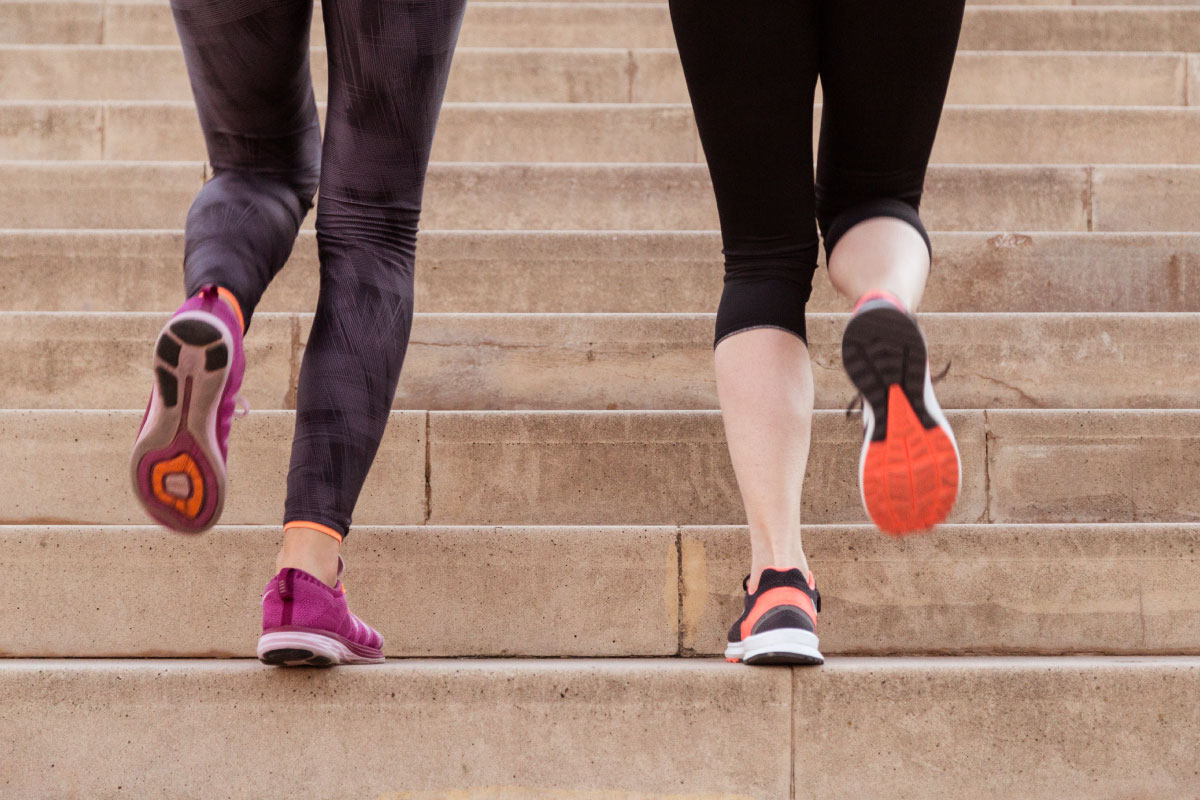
172;0;466;538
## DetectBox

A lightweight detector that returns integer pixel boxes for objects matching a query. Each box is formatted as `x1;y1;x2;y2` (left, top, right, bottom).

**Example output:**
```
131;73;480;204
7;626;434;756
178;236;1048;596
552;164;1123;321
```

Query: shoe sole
724;628;824;666
842;303;961;536
130;311;232;534
257;630;385;667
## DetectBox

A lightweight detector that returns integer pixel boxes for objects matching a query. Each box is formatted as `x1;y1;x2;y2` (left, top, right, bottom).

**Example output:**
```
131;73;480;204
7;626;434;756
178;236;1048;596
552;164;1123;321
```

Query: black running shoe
725;567;823;666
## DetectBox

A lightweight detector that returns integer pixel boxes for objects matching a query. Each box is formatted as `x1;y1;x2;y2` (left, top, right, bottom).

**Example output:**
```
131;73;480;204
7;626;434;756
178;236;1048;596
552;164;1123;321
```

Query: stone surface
0;101;101;159
0;161;1099;231
0;47;1187;106
10;311;1200;411
681;524;1200;656
0;659;793;799
958;7;1200;51
0;525;679;657
987;410;1200;523
0;410;425;525
3;231;1200;315
0;1;101;44
426;410;987;525
0;312;295;409
1093;165;1200;232
793;657;1200;799
11;102;1200;165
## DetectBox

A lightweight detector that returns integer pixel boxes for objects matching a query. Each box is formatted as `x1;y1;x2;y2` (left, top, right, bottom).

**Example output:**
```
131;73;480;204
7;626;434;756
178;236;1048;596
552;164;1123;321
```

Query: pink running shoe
130;285;245;533
258;558;385;666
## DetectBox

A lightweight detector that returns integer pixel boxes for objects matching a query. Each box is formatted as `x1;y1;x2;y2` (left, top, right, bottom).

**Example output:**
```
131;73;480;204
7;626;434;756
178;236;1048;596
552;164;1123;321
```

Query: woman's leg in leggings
281;0;466;578
171;0;321;330
669;0;822;592
816;0;965;307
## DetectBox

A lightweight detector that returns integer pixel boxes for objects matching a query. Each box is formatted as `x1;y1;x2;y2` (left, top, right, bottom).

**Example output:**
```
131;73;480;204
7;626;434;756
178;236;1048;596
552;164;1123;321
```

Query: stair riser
2;659;1197;800
0;48;1192;106
8;2;1200;50
10;103;1200;165
3;231;1199;315
8;162;1199;232
8;410;1200;526
3;524;1196;658
6;312;1200;411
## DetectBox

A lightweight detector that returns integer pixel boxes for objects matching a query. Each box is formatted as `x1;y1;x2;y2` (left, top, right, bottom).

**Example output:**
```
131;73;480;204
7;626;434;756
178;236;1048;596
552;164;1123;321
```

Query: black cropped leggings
668;0;966;345
172;0;465;537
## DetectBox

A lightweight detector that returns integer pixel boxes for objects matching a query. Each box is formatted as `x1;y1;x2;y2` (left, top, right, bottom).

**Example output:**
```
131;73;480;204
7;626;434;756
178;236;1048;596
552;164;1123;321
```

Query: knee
817;196;931;264
714;239;819;347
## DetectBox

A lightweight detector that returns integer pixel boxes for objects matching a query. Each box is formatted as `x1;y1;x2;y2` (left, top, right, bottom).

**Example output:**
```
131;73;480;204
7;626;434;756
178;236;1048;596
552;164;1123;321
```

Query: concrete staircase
3;1;1200;797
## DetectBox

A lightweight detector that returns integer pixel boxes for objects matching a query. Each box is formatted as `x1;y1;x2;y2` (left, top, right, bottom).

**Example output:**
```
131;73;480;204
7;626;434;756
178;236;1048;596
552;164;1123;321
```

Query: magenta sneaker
258;558;385;666
130;285;245;533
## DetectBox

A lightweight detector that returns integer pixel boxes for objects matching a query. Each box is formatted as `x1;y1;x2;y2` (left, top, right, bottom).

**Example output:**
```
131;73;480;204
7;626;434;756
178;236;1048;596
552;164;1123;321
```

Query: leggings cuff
822;198;932;263
283;519;345;542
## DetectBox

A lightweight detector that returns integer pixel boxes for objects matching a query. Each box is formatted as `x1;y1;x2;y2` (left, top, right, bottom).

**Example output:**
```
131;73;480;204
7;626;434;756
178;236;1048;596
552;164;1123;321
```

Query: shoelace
844;360;952;418
235;395;251;418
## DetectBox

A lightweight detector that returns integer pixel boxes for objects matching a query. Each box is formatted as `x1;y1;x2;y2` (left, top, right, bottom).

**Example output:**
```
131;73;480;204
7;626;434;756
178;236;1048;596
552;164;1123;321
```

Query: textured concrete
793;657;1200;799
426;410;988;525
1093;165;1200;232
10;102;1200;165
0;410;425;526
10;311;1200;411
4;523;1197;658
0;101;101;160
0;312;295;409
0;659;793;799
0;1;101;44
0;525;679;657
3;231;1200;315
987;410;1200;523
0;161;1103;231
958;7;1200;51
681;524;1200;656
0;47;1188;106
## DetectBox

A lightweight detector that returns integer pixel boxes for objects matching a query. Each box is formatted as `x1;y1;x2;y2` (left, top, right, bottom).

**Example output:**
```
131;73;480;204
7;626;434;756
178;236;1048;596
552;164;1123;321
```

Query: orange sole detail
862;384;959;536
149;452;206;519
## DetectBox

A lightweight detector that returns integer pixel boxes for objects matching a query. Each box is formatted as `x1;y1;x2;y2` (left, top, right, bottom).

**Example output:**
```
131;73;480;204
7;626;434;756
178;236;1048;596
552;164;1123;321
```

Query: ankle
748;560;810;594
276;526;341;588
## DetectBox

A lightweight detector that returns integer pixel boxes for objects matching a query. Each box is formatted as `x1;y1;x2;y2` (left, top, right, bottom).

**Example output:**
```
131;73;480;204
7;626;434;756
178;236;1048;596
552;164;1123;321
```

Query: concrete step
0;46;1193;107
9;101;1200;165
3;523;1196;658
3;230;1198;315
7;161;1198;232
7;409;1200;526
3;657;1198;798
8;1;1200;50
7;311;1200;411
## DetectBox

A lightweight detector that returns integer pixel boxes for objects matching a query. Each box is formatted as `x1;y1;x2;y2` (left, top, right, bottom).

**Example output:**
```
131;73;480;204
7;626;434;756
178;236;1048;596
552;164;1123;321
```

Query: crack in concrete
969;372;1045;408
983;410;993;524
424;412;432;524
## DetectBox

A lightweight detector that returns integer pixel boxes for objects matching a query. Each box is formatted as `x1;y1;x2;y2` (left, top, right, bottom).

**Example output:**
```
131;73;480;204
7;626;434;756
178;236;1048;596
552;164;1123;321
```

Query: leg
171;0;321;328
816;0;965;308
133;0;320;533
816;0;966;533
281;0;467;579
670;0;824;665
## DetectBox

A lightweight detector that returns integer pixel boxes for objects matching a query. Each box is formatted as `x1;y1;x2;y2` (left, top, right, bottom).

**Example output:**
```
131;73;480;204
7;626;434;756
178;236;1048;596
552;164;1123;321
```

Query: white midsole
725;628;822;662
257;630;384;664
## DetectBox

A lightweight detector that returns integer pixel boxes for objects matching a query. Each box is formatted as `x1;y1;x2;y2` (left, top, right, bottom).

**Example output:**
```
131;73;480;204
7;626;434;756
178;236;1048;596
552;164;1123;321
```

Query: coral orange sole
862;384;960;535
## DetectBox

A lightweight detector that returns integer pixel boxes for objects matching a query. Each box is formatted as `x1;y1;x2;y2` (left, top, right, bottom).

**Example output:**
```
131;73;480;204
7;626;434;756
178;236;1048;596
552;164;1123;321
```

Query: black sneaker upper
727;567;821;643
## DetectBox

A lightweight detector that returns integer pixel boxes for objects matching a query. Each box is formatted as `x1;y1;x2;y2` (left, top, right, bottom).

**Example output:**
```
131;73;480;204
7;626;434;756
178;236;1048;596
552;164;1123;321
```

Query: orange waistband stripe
215;286;246;334
284;520;344;543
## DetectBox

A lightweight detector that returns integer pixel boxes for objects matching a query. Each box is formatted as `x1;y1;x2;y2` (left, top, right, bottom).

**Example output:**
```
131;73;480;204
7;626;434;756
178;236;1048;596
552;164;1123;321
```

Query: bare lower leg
715;328;814;593
827;217;930;310
275;527;341;587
